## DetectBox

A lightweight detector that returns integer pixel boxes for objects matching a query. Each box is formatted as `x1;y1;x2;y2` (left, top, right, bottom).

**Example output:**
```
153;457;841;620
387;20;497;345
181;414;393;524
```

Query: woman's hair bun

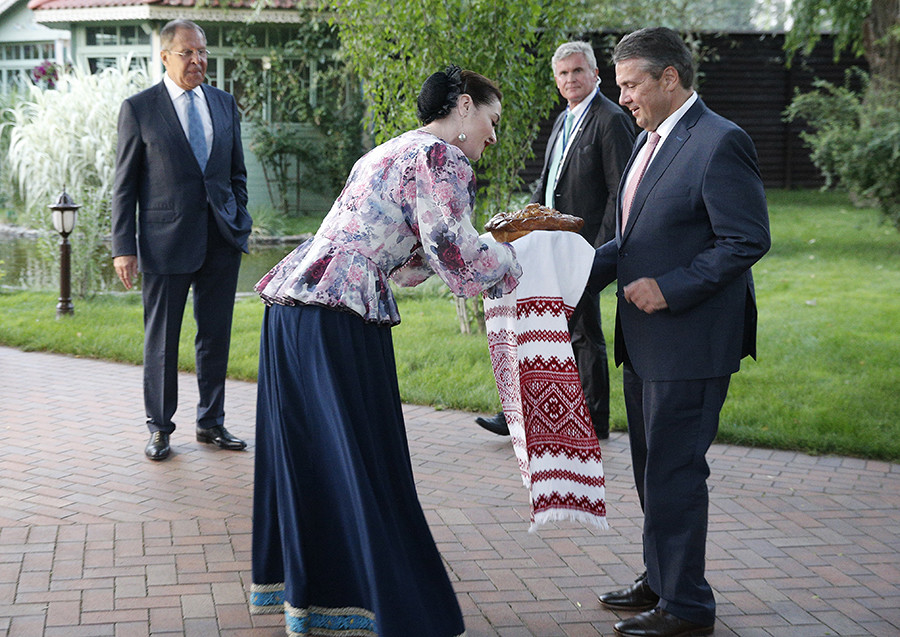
417;65;463;124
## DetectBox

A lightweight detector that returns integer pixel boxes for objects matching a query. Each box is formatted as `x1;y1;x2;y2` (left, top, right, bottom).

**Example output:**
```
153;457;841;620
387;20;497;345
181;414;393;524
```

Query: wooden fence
522;32;867;190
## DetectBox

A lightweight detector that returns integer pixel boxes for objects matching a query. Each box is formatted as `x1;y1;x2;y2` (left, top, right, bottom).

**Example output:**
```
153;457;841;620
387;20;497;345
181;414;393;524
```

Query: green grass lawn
1;189;898;461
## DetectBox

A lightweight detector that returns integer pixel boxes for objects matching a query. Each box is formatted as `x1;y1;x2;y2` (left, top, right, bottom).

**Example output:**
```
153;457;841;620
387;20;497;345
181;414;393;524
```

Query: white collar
163;74;204;102
653;91;697;142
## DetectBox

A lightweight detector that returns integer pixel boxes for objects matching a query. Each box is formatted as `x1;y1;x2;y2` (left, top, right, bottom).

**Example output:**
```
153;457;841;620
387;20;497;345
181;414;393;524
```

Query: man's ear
662;66;679;91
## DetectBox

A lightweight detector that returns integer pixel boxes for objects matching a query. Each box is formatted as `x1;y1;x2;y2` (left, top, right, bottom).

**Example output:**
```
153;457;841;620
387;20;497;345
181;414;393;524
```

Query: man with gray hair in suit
592;27;770;637
112;19;253;461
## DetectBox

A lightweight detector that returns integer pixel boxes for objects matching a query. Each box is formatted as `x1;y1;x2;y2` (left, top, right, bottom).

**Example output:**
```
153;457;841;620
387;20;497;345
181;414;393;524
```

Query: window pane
203;25;220;47
223;58;250;117
248;25;267;47
120;26;139;45
88;57;117;73
86;27;117;47
205;57;217;86
269;26;292;47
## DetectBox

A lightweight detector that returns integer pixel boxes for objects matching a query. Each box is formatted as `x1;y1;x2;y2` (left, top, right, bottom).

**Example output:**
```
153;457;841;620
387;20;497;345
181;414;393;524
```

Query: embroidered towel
483;230;607;532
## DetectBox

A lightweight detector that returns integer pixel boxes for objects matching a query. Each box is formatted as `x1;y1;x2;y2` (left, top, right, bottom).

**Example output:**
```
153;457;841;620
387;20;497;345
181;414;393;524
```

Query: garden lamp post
49;189;79;318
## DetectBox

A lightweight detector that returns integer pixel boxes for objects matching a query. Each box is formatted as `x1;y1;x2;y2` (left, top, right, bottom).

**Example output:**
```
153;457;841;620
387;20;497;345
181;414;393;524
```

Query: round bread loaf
485;203;584;242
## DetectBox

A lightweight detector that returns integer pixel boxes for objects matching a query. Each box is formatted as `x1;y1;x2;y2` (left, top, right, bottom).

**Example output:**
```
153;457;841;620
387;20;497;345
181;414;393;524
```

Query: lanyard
560;86;599;159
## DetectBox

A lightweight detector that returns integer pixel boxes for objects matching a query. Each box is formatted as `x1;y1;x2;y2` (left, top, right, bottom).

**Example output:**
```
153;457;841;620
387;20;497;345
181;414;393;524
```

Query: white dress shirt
163;74;213;156
623;91;698;190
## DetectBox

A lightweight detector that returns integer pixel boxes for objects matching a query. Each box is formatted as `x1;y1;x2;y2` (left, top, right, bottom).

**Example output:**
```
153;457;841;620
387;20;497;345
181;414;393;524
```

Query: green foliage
784;0;872;60
785;70;900;230
331;0;573;222
2;61;150;295
227;18;364;216
784;0;899;95
248;205;289;237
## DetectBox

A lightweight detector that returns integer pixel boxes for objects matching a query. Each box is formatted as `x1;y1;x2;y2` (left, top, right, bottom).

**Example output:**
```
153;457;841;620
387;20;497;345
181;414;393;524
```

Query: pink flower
433;234;466;271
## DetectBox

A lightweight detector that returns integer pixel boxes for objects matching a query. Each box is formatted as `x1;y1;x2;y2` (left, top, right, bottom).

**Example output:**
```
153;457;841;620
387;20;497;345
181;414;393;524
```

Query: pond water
0;231;302;294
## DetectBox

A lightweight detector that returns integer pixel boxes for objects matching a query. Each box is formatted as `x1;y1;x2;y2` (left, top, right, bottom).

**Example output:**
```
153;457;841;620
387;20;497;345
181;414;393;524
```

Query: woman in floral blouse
250;67;521;637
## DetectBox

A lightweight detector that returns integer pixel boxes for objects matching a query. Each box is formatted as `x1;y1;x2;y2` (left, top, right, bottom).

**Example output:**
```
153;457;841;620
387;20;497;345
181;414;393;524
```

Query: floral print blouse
255;129;522;325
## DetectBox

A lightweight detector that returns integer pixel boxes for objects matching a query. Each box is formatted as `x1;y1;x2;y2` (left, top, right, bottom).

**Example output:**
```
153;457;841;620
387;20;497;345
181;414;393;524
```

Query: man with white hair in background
475;40;635;441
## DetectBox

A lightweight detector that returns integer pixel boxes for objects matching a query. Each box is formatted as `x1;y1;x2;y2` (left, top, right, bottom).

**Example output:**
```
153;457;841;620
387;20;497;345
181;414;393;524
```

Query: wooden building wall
522;33;867;191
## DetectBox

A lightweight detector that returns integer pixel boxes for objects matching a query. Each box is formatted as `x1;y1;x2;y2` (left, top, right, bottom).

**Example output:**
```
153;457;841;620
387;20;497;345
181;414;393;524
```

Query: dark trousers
622;361;730;626
568;290;610;438
142;218;242;433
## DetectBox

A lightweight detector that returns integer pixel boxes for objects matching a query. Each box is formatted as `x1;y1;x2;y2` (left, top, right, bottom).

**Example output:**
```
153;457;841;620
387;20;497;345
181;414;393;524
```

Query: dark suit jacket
111;81;252;274
590;98;771;381
532;91;635;247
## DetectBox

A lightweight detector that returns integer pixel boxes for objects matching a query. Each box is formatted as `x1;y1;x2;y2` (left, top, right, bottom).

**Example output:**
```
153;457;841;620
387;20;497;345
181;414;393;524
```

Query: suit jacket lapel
201;85;223;158
617;132;645;243
557;97;598;182
154;82;189;150
542;111;565;176
622;99;706;240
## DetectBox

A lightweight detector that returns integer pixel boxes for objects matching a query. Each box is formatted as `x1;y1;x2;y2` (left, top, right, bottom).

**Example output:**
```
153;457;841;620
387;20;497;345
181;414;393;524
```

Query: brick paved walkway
1;345;898;636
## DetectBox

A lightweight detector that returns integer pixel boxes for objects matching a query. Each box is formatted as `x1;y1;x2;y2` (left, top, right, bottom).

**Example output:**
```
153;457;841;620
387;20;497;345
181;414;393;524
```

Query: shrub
785;69;900;230
3;59;150;295
227;19;364;217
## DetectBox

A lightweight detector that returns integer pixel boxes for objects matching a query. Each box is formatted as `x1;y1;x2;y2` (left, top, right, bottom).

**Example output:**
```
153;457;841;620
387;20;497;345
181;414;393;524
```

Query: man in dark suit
112;19;252;461
475;41;635;440
590;28;770;637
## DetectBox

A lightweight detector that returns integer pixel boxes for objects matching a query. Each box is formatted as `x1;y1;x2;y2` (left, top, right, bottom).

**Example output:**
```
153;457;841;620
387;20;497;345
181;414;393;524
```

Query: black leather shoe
475;411;509;436
590;414;610;440
145;432;170;461
614;608;714;637
599;571;660;611
196;425;247;450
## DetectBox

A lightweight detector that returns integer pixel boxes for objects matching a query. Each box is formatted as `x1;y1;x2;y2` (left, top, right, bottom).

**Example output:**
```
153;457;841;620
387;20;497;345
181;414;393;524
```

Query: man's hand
624;277;668;314
113;255;138;290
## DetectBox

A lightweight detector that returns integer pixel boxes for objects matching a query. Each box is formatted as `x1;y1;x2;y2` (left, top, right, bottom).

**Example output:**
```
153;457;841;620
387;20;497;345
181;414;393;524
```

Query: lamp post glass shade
50;190;80;236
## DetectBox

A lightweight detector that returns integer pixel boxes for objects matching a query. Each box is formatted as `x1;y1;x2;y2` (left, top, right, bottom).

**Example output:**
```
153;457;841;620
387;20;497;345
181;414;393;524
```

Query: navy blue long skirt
250;303;465;637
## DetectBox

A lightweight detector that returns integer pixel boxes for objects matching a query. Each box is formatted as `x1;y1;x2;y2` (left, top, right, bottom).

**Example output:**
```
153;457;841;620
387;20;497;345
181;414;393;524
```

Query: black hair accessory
417;65;464;124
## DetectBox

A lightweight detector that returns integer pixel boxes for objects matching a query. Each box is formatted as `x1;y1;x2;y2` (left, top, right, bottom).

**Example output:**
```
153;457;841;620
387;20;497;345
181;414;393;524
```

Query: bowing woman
250;66;521;637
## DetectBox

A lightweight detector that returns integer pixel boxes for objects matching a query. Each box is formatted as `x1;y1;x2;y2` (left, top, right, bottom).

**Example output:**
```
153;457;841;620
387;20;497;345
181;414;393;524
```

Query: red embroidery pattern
531;469;606;487
528;443;602;462
516;296;575;319
487;329;517;348
517;330;571;345
534;493;607;517
484;304;516;321
483;232;606;530
519;355;580;375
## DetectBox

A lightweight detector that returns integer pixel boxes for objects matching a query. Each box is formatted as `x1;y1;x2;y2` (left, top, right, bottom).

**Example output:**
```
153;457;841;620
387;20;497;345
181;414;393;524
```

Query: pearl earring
458;133;467;142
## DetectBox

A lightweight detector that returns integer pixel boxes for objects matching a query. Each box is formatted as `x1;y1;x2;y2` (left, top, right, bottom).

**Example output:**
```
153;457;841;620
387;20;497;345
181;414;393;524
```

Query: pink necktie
621;131;661;229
